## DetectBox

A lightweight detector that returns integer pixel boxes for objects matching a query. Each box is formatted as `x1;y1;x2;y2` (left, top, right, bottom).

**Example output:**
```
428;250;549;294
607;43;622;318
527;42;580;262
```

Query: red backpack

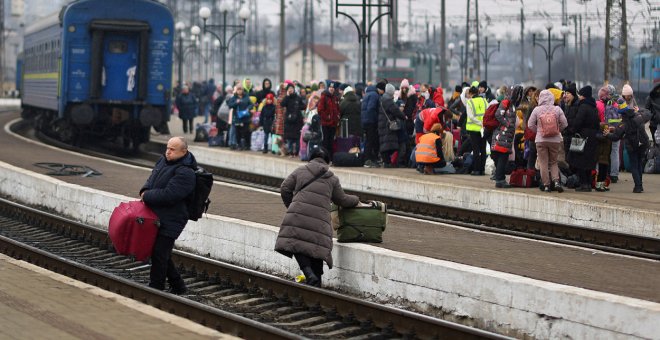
538;108;560;137
482;102;500;131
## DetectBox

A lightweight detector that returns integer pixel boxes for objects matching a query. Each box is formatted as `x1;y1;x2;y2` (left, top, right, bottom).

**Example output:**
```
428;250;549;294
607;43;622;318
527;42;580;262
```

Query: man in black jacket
140;137;196;294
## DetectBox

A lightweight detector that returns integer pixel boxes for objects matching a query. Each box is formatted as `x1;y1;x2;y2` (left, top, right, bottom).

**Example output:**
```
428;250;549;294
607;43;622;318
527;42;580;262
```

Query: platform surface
0;253;233;339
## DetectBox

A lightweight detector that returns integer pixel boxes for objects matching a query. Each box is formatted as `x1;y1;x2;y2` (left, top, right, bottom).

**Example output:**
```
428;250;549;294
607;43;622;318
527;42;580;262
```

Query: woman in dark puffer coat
378;84;406;167
567;86;600;192
275;147;360;287
339;87;362;137
491;85;523;188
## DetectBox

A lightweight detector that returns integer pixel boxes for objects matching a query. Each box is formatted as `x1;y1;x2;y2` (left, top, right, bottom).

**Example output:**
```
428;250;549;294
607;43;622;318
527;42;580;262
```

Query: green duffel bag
336;201;387;243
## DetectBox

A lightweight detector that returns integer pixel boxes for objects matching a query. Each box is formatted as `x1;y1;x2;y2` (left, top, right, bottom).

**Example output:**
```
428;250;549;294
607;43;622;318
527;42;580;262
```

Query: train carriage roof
24;13;60;36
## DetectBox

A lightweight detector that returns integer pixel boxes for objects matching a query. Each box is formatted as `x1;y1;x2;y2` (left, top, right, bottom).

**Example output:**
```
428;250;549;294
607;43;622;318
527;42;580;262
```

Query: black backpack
185;166;214;221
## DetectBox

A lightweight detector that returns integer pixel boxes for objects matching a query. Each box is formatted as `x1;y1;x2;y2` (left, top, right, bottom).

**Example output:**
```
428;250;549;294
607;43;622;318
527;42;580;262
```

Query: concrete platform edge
1;161;658;338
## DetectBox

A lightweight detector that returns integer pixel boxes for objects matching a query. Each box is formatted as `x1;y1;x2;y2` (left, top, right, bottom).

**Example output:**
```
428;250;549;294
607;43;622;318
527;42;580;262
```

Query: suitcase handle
135;217;161;228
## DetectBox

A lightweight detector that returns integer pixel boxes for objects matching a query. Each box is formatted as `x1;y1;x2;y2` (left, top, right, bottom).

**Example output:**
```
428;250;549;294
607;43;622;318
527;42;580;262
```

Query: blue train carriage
631;52;660;104
21;0;174;148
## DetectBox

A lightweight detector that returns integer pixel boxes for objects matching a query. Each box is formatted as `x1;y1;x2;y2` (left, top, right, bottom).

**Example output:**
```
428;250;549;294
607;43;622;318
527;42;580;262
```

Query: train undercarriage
22;104;163;152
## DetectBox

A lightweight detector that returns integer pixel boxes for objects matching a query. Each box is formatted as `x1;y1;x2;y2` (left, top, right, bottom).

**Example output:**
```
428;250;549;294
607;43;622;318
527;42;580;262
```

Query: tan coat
275;158;359;268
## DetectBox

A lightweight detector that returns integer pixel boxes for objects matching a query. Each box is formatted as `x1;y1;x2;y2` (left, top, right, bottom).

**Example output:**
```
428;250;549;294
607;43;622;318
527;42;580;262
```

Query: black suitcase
332;152;364;167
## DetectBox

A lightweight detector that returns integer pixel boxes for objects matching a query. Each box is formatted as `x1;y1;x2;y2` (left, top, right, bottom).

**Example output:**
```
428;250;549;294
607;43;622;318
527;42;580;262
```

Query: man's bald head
166;136;188;161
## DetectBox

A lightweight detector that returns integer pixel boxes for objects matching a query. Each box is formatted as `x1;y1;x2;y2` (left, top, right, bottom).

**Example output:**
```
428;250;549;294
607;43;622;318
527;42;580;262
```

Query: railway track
0;197;506;339
12;117;660;261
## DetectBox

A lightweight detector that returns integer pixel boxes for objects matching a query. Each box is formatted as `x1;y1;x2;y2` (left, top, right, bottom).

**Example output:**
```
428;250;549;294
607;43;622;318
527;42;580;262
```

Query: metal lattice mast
604;0;629;84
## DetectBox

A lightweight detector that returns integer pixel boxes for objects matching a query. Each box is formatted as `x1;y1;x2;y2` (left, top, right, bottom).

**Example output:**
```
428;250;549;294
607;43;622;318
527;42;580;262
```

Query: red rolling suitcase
108;201;160;262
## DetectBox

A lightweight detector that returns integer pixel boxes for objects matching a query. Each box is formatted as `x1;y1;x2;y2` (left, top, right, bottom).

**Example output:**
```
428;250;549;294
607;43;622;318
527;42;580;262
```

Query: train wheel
52;119;75;144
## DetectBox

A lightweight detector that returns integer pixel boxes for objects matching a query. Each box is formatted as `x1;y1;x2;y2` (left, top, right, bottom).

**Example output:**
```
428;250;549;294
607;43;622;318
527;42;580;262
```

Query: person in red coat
432;86;445;108
317;82;340;157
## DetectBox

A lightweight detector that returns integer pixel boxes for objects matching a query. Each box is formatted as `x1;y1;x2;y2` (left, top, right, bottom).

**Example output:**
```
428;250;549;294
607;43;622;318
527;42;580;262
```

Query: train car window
641;59;646;78
108;41;128;54
395;58;411;68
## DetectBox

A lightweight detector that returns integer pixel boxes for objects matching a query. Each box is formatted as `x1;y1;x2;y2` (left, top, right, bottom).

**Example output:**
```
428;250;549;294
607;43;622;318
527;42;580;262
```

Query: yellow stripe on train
24;72;59;80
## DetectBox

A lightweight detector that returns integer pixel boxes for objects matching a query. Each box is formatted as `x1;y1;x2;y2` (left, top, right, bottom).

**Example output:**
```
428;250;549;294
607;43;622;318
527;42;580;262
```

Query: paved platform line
0;254;234;339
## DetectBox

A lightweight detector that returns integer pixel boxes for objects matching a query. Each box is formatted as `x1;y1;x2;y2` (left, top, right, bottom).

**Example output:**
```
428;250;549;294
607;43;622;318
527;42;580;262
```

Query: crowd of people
171;76;660;194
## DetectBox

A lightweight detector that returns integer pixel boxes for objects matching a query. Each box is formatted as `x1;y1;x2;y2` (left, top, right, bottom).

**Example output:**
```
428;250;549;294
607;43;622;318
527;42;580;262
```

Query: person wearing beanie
378;82;406;168
562;83;575;98
527;89;568;192
400;79;410;89
460;82;489;176
361;82;381;167
621;84;639;111
339;85;362;138
317;79;340;159
259;93;277;153
567;85;600;192
578;85;592;98
275;146;360;288
415;123;447;174
608;98;653;193
376;81;387;94
561;83;580;163
592;85;613;191
385;83;395;96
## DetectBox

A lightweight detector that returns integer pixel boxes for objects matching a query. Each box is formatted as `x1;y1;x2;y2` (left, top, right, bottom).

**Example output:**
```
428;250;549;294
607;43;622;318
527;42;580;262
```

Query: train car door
101;32;139;101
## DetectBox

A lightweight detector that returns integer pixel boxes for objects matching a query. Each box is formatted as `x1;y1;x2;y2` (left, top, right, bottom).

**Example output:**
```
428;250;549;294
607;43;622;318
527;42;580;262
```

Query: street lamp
533;23;570;83
200;3;250;95
175;22;200;86
473;35;501;83
336;0;392;84
448;40;468;83
469;33;477;79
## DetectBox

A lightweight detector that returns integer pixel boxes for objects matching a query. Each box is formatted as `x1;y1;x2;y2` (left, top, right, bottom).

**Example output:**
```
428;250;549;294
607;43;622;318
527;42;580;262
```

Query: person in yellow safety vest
416;123;447;174
461;85;489;175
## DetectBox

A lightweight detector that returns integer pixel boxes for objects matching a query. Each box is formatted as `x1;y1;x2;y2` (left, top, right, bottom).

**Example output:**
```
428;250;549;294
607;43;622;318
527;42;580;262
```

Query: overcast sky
258;0;657;47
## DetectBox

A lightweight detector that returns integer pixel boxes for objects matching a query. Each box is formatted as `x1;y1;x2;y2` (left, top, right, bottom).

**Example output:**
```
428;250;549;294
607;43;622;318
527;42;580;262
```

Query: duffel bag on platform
509;168;537;188
336;201;387;243
108;201;160;262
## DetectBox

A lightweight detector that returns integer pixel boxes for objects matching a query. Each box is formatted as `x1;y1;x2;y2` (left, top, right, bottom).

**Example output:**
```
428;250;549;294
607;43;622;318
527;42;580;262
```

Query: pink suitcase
108;201;160;262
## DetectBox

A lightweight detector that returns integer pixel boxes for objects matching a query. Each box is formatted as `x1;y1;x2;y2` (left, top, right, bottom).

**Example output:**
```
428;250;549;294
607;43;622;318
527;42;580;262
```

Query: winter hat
578;85;592;98
385;83;396;96
548;88;563;104
478;80;488;89
565;83;577;98
598;86;610;100
617;98;628;110
621;84;633;96
311;83;319;91
400;79;410;88
376;81;387;92
606;84;617;98
554;82;564;90
286;83;295;90
265;93;275;101
339;83;349;91
413;83;421;91
344;86;354;94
